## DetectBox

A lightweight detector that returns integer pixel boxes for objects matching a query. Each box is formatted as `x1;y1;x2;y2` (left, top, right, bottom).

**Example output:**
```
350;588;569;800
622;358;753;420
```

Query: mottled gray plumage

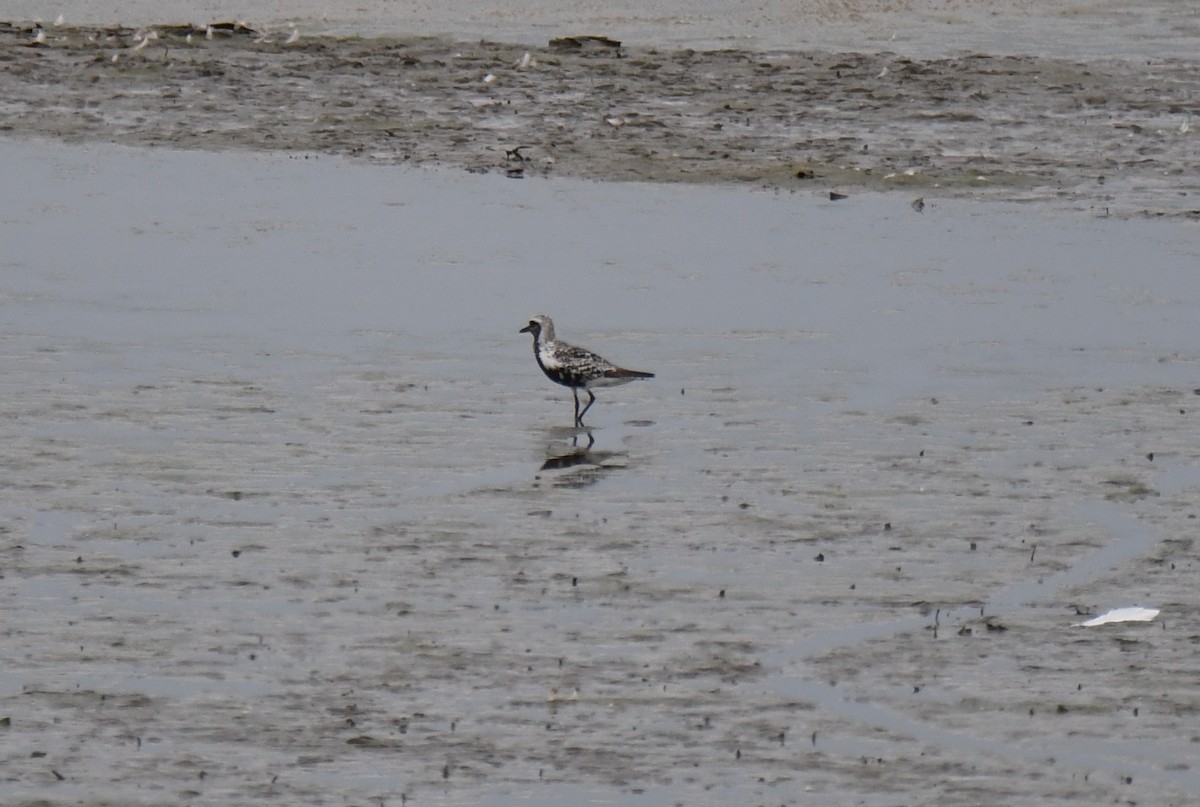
519;315;654;426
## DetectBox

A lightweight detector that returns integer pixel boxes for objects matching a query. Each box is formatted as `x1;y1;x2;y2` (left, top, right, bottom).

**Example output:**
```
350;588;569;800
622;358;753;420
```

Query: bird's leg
577;389;596;426
572;388;582;427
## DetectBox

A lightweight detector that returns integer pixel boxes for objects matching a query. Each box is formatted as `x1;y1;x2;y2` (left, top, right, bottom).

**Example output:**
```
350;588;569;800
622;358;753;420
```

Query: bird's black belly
542;366;588;389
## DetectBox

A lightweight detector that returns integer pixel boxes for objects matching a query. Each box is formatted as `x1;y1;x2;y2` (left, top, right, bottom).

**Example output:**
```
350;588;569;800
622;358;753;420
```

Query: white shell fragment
1076;606;1160;627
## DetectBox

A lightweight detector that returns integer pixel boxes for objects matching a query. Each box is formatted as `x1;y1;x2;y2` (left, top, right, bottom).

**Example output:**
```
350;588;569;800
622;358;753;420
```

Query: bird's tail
607;368;655;379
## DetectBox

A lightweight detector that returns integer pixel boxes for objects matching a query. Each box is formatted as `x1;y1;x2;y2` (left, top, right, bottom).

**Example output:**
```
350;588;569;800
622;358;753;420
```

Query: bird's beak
519;324;533;334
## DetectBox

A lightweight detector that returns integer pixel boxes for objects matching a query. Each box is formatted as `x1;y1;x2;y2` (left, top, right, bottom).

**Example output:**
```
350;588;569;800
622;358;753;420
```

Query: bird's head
519;315;555;341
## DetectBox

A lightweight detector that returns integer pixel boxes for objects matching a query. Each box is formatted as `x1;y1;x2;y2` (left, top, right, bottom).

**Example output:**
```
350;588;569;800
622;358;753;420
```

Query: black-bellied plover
519;315;654;427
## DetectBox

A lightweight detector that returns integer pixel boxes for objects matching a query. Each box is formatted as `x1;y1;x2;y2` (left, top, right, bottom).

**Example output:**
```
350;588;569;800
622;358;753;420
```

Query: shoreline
3;22;1199;220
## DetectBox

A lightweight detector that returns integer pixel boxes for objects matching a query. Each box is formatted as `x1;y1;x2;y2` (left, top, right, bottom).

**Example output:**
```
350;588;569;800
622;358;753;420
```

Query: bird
519;315;654;427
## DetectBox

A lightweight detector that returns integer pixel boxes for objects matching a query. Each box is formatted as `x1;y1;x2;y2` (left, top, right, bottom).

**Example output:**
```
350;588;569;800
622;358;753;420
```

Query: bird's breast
537;345;564;371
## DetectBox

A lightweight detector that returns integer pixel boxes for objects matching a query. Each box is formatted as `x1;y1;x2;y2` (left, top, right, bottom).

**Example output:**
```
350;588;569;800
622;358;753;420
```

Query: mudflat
2;139;1199;805
2;21;1198;218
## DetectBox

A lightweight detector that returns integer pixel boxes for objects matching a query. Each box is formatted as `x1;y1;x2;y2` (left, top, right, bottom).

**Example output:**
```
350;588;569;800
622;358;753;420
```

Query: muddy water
5;0;1200;60
2;20;1199;219
2;139;1199;805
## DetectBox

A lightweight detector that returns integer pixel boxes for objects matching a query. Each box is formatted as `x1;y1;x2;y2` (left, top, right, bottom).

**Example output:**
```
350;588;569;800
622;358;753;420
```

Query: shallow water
2;139;1199;805
7;0;1200;59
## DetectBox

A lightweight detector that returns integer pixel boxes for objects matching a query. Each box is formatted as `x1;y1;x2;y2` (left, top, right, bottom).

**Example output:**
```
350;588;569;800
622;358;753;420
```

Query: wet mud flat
2;140;1200;805
2;21;1199;218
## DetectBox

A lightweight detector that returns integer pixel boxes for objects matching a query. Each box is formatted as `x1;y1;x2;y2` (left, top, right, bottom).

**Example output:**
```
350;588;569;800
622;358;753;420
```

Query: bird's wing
546;341;613;373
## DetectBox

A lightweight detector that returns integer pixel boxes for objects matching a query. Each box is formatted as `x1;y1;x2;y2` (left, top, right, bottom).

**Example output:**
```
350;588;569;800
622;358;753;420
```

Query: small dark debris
549;35;621;51
814;553;825;562
829;191;847;201
208;20;258;36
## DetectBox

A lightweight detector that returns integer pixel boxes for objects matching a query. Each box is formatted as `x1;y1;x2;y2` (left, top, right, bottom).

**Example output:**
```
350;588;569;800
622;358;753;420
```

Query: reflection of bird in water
541;431;595;470
519;315;654;427
537;432;628;488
